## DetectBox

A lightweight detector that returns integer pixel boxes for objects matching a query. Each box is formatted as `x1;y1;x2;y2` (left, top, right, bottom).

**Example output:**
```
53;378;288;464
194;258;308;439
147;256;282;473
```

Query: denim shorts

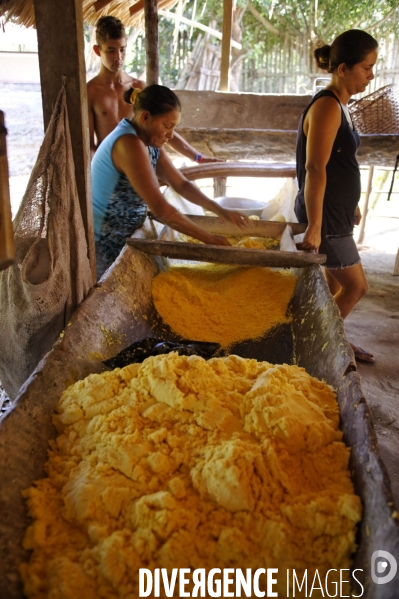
319;234;360;269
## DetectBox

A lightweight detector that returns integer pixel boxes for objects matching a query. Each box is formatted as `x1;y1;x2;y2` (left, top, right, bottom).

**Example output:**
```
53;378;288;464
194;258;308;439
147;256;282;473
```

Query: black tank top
294;89;361;237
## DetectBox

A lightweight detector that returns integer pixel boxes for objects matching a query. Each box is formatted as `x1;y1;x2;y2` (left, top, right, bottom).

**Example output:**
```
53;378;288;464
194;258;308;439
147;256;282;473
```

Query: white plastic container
214;196;268;216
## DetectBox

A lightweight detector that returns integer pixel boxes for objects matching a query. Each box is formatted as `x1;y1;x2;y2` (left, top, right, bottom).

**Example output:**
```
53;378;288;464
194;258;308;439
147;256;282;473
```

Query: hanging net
0;81;93;400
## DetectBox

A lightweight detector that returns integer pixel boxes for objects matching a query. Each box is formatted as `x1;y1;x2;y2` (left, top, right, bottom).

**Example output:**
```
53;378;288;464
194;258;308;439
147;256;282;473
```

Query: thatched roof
0;0;179;29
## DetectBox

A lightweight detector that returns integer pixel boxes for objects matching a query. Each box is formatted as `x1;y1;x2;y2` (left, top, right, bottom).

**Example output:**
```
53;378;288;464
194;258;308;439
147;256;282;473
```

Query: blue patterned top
92;119;159;265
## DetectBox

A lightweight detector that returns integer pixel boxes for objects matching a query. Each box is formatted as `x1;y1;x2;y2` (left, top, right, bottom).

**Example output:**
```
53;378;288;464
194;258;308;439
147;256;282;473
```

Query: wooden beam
131;0;172;18
159;9;242;50
394;247;399;276
219;0;233;91
129;0;144;17
0;111;15;271
180;162;297;180
33;0;96;281
126;238;325;268
144;0;159;85
93;0;113;12
247;0;280;36
148;213;306;235
214;177;227;198
357;165;374;245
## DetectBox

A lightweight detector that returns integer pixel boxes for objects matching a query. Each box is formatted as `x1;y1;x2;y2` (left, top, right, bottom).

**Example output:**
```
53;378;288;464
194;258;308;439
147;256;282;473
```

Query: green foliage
124;0;398;88
162;0;399;59
125;19;193;86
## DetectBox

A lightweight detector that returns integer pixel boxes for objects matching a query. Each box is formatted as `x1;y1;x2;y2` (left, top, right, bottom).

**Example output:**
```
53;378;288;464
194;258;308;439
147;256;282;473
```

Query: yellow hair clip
130;88;141;106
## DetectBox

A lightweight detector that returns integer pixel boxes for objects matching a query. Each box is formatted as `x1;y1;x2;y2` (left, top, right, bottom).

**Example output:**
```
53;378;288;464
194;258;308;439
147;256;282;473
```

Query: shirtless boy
87;16;220;163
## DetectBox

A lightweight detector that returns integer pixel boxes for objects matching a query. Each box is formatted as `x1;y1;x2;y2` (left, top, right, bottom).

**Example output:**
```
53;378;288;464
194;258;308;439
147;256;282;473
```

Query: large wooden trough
0;218;398;598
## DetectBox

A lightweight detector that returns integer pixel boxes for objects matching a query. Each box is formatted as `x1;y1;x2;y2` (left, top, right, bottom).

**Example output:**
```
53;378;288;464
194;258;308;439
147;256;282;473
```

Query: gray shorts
319;234;360;269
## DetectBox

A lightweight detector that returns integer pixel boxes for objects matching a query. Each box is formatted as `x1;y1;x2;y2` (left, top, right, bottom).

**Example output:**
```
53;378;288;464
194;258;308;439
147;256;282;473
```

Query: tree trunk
144;0;159;85
230;5;244;91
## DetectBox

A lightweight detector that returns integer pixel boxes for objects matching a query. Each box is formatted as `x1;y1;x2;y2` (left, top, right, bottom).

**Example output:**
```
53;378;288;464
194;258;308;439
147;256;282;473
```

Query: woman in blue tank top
294;29;378;363
91;84;248;278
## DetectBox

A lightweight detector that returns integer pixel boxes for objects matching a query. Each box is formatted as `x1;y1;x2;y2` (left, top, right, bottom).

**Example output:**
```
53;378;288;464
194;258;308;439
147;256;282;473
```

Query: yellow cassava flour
232;235;279;249
178;234;280;250
151;265;297;347
20;353;361;599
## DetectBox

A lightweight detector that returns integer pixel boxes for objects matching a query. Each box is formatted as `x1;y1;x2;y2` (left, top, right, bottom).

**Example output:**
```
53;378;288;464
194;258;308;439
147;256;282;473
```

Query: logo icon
371;550;397;585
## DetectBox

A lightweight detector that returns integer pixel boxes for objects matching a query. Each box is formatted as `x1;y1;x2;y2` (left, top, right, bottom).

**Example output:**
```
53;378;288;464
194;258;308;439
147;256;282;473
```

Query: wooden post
219;0;233;91
33;0;96;281
144;0;160;85
214;177;227;198
0;111;15;271
357;165;374;245
393;248;399;276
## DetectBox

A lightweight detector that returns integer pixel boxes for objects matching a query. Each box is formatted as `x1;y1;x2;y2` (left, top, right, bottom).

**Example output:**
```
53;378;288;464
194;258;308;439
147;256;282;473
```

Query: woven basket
349;84;399;134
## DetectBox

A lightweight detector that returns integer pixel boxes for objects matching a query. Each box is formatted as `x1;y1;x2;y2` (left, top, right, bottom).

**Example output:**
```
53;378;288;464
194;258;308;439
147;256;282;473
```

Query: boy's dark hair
123;84;181;116
96;16;126;46
315;29;378;73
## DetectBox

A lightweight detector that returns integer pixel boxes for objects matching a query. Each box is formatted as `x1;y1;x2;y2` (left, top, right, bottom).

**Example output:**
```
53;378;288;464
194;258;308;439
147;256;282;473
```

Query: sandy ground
1;82;399;506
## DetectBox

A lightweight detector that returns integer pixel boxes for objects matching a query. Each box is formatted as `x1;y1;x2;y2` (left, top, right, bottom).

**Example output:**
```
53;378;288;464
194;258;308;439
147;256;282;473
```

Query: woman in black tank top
294;29;378;363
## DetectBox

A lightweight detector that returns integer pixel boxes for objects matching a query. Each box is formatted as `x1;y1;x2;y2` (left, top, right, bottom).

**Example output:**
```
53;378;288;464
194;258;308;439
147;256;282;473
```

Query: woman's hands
157;151;251;231
214;206;250;229
116;143;246;248
205;233;232;246
201;208;250;246
296;224;321;252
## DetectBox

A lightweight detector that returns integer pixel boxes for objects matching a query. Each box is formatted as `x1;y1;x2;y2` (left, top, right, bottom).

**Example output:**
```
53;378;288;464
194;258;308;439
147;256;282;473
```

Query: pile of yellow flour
21;353;361;599
152;265;297;347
